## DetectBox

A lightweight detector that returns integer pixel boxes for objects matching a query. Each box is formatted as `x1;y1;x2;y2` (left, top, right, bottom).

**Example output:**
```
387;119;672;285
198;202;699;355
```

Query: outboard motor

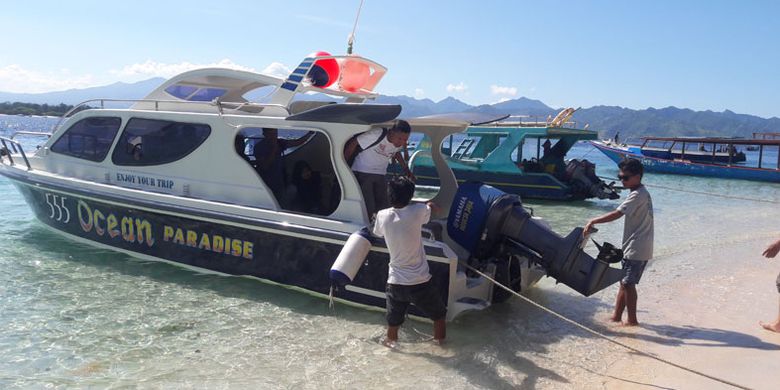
448;182;623;297
566;159;620;200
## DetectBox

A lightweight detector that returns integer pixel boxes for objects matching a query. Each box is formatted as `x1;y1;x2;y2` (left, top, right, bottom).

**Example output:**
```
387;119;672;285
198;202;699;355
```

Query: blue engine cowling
447;181;623;297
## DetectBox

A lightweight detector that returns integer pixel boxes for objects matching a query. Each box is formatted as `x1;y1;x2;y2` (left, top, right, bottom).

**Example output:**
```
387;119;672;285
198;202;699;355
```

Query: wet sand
599;236;780;390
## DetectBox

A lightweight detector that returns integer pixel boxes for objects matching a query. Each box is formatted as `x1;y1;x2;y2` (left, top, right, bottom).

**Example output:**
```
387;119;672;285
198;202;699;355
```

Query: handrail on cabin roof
52;98;292;133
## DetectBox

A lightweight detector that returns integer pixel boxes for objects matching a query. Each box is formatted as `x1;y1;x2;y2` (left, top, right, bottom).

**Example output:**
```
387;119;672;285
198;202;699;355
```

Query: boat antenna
347;0;365;54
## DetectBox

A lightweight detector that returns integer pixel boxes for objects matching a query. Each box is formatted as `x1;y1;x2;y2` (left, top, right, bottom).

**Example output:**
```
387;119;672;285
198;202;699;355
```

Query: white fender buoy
330;228;373;287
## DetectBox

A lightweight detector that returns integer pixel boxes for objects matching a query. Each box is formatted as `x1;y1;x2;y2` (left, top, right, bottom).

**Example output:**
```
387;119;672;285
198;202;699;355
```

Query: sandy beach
575;235;780;390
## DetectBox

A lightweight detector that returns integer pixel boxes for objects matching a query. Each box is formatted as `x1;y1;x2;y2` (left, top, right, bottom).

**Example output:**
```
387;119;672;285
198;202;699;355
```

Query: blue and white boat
0;53;623;321
591;136;780;182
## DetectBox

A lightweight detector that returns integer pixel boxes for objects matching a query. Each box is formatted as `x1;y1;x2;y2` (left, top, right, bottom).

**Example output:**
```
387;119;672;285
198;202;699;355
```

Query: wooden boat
592;136;780;182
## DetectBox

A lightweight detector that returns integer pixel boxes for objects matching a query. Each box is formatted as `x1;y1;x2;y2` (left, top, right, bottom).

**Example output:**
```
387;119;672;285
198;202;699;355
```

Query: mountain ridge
2;78;777;139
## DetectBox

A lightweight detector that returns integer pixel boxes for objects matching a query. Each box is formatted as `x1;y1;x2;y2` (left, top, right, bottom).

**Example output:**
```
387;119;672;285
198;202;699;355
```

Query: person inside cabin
760;236;780;332
614;132;620;144
542;139;552;155
344;119;415;219
372;176;446;347
584;158;654;326
128;136;143;161
253;128;315;207
290;160;322;214
540;139;567;178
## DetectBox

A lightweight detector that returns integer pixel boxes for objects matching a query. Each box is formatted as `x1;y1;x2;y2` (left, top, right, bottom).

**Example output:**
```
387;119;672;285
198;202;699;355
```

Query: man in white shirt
584;158;654;326
373;176;446;347
345;120;414;219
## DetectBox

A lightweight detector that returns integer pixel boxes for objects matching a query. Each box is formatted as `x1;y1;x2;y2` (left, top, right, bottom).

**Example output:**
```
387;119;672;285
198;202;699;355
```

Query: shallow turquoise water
1;115;779;388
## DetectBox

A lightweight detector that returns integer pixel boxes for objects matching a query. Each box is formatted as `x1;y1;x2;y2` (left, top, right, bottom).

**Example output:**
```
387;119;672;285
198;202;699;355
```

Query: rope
347;0;365;54
644;183;780;204
461;262;753;390
596;174;780;204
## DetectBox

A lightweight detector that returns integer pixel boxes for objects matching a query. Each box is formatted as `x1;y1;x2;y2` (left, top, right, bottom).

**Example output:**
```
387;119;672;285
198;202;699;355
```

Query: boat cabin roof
135;55;388;116
467;124;597;141
641;136;780;146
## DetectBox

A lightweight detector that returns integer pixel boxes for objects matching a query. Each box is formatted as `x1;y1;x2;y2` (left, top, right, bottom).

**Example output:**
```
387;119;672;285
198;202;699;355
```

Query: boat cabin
4;55;466;230
633;136;757;165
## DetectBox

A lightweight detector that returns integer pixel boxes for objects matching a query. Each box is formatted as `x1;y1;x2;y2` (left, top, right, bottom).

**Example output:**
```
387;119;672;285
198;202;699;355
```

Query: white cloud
414;88;425;99
490;84;518;96
261;62;292;78
446;82;468;93
0;64;96;93
109;59;259;78
0;59;294;94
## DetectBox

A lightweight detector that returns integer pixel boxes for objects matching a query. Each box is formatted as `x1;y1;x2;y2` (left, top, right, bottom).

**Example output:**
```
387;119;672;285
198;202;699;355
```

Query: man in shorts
760;237;780;332
584;158;654;326
372;176;446;346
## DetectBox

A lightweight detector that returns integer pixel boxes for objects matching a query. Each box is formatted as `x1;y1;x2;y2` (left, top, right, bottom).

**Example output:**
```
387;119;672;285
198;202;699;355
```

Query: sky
1;0;779;118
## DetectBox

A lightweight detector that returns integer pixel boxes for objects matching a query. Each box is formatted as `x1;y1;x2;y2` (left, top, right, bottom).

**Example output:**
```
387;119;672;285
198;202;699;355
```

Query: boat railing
0;136;31;170
12;131;52;140
54;98;292;132
753;132;780;140
408;149;431;169
492;119;581;129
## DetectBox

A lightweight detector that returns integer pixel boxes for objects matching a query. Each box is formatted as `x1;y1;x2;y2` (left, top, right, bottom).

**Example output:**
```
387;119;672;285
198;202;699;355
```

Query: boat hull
6;174;455;317
641;149;746;164
592;142;780;182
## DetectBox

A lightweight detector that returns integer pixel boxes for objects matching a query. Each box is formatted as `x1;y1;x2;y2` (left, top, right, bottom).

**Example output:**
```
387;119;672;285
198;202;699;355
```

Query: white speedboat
0;53;622;320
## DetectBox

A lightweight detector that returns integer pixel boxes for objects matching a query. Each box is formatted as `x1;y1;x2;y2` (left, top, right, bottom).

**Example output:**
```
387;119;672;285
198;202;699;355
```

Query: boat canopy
640;136;780;147
134;54;388;116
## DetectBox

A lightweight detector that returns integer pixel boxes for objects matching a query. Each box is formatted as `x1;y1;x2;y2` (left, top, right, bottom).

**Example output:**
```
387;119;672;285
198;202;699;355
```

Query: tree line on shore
0;102;73;116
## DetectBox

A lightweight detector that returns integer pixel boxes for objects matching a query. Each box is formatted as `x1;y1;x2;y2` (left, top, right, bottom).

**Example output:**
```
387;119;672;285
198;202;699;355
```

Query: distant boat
750;132;780;150
592;136;780;182
407;110;620;201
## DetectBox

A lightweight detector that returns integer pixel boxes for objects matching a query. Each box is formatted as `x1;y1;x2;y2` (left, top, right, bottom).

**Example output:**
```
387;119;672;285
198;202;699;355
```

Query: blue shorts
621;259;648;285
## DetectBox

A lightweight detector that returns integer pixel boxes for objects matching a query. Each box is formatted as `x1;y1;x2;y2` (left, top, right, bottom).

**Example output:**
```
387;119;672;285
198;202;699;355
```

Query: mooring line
461;262;753;390
596;175;780;204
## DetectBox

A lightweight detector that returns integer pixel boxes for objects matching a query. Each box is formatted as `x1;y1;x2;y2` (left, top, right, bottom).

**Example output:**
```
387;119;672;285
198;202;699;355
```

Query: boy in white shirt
372;176;446;346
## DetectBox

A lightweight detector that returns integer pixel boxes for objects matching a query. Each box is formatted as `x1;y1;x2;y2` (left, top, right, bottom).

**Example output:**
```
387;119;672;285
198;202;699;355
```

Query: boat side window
50;117;122;162
163;84;227;102
234;127;341;216
242;85;278;103
188;88;227;102
164;84;198;99
112;118;211;166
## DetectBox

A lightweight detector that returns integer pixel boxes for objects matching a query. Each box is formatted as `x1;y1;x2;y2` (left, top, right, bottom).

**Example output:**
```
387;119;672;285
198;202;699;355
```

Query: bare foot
432;338;445;346
622;321;640;327
609;316;622;323
760;321;780;333
381;338;398;349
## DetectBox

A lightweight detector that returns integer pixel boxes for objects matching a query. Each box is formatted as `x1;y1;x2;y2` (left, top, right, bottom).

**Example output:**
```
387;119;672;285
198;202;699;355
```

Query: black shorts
386;280;447;326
